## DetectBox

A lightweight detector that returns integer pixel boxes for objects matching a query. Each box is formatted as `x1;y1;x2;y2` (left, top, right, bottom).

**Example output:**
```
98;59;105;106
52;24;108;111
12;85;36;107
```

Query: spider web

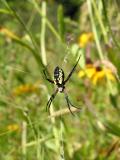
59;36;75;160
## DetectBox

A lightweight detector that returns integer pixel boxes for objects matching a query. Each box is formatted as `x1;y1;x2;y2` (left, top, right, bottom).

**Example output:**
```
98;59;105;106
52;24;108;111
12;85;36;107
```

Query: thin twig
48;107;82;119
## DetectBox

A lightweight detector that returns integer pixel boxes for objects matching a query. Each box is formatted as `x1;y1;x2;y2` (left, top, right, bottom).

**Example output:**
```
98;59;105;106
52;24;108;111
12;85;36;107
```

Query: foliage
0;0;120;159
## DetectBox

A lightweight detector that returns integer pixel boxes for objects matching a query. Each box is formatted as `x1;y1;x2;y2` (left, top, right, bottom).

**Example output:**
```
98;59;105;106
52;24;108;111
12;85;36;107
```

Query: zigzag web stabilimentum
59;34;75;160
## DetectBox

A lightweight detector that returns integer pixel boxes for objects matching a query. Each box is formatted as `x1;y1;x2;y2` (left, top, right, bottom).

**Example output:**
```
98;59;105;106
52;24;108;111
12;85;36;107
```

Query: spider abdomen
54;66;64;85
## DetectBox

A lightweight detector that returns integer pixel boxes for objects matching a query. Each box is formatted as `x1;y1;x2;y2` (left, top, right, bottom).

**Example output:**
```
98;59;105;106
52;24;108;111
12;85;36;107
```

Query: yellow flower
92;69;105;85
78;32;94;48
78;64;96;78
12;83;39;96
92;68;116;85
78;64;116;85
7;124;19;131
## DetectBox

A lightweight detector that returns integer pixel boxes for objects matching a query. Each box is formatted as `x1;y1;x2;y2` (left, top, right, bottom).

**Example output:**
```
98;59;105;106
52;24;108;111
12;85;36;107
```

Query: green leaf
57;5;65;41
0;100;7;107
109;94;117;108
104;121;120;137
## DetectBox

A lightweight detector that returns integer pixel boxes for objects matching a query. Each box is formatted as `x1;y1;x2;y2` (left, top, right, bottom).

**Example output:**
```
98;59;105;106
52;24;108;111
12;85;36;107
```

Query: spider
43;55;81;115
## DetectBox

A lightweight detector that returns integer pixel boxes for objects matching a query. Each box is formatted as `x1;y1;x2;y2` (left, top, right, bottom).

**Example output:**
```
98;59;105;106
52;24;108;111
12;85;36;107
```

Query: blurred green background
0;0;120;159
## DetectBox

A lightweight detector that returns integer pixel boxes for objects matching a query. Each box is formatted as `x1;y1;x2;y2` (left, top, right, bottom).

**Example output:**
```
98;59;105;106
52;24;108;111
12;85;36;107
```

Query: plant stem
40;1;47;66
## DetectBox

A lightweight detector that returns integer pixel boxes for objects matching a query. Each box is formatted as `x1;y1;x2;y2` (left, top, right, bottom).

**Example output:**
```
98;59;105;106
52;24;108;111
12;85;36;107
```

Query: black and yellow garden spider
43;55;81;115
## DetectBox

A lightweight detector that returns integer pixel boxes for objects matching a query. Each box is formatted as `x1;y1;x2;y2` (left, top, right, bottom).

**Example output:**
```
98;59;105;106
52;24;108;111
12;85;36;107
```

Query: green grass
0;0;120;159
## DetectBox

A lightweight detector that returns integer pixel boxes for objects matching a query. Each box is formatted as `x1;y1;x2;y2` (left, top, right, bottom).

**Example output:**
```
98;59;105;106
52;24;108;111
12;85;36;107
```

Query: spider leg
64;93;74;115
67;96;81;109
43;70;54;84
64;53;81;84
64;92;81;115
46;89;58;113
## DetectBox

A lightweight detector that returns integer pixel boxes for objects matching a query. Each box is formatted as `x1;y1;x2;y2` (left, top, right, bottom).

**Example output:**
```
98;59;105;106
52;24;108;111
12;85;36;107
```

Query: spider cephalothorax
43;54;81;115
